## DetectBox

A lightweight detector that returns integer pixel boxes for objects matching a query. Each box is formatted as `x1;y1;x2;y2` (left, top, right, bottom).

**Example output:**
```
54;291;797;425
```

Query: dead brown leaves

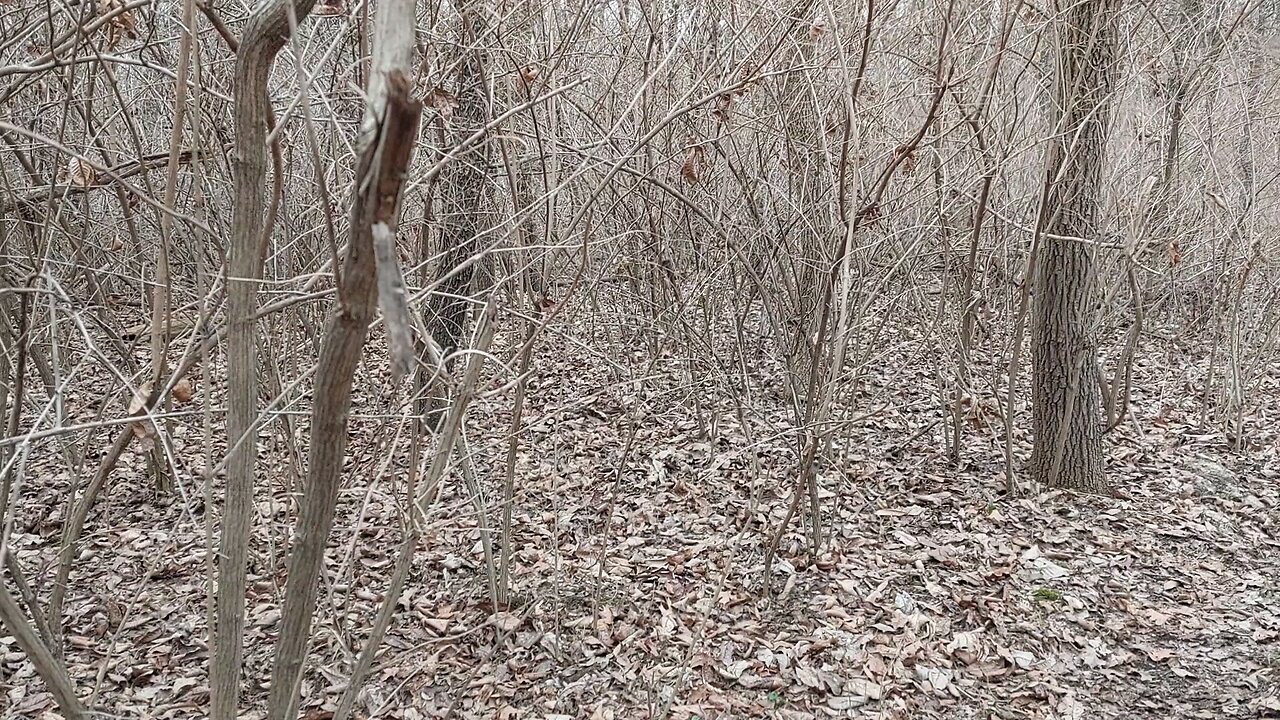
712;65;756;125
58;157;96;187
514;64;542;96
171;379;194;404
425;86;458;123
96;0;138;49
892;143;917;175
681;140;707;185
7;284;1280;720
313;0;346;17
126;384;155;450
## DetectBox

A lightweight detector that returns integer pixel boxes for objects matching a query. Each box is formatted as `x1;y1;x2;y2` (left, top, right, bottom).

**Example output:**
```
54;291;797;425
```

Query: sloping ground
2;306;1278;719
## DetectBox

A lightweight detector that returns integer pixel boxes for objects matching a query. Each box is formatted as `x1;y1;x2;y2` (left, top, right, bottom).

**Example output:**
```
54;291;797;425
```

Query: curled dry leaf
947;630;983;665
1167;239;1181;267
426;86;458;123
97;0;138;48
127;385;148;416
313;0;346;17
171;379;194;404
914;665;954;696
809;17;827;41
680;142;706;186
517;64;540;94
128;384;156;450
893;143;917;175
712;93;733;124
60;157;97;188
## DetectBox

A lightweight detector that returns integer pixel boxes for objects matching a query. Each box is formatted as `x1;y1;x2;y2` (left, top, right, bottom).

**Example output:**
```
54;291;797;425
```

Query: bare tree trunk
425;0;495;412
215;0;317;717
1030;0;1123;491
263;0;422;715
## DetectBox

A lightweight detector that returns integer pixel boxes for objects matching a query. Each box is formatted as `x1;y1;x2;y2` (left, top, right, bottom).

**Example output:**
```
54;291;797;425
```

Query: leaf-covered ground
3;304;1279;719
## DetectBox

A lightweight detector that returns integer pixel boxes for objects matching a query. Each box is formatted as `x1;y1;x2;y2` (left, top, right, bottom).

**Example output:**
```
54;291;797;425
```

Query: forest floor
2;300;1279;720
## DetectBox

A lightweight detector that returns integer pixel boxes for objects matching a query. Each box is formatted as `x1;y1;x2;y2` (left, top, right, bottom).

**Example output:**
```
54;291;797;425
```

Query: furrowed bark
215;0;318;716
424;0;495;425
1030;0;1123;491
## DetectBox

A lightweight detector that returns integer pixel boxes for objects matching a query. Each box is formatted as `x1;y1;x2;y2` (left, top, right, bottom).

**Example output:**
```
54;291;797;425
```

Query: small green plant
767;690;785;708
1033;587;1062;603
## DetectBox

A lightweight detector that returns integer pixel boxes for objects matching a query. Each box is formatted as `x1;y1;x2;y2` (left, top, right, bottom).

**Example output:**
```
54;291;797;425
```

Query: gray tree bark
0;584;85;718
1030;0;1123;491
215;0;317;717
262;0;422;715
425;0;494;396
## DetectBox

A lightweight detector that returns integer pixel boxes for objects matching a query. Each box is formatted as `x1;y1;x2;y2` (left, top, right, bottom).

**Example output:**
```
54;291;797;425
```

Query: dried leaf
171;379;194;404
517;64;540;93
60;157;96;188
127;384;155;449
97;0;138;48
947;630;983;665
845;678;882;700
313;0;345;16
426;86;457;122
712;93;733;124
680;142;706;186
808;17;827;41
892;143;917;175
127;384;150;415
493;611;521;632
914;665;954;696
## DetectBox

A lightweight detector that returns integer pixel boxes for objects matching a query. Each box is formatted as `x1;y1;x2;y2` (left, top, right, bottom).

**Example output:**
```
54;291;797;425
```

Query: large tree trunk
425;0;494;403
1030;0;1123;491
215;0;316;717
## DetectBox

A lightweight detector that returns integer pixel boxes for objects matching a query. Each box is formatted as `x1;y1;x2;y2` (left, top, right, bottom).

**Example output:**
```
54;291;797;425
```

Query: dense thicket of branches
1;0;1277;715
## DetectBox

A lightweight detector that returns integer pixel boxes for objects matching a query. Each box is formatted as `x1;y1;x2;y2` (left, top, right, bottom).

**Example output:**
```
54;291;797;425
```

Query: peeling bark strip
264;71;422;720
374;221;414;381
1030;0;1124;491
